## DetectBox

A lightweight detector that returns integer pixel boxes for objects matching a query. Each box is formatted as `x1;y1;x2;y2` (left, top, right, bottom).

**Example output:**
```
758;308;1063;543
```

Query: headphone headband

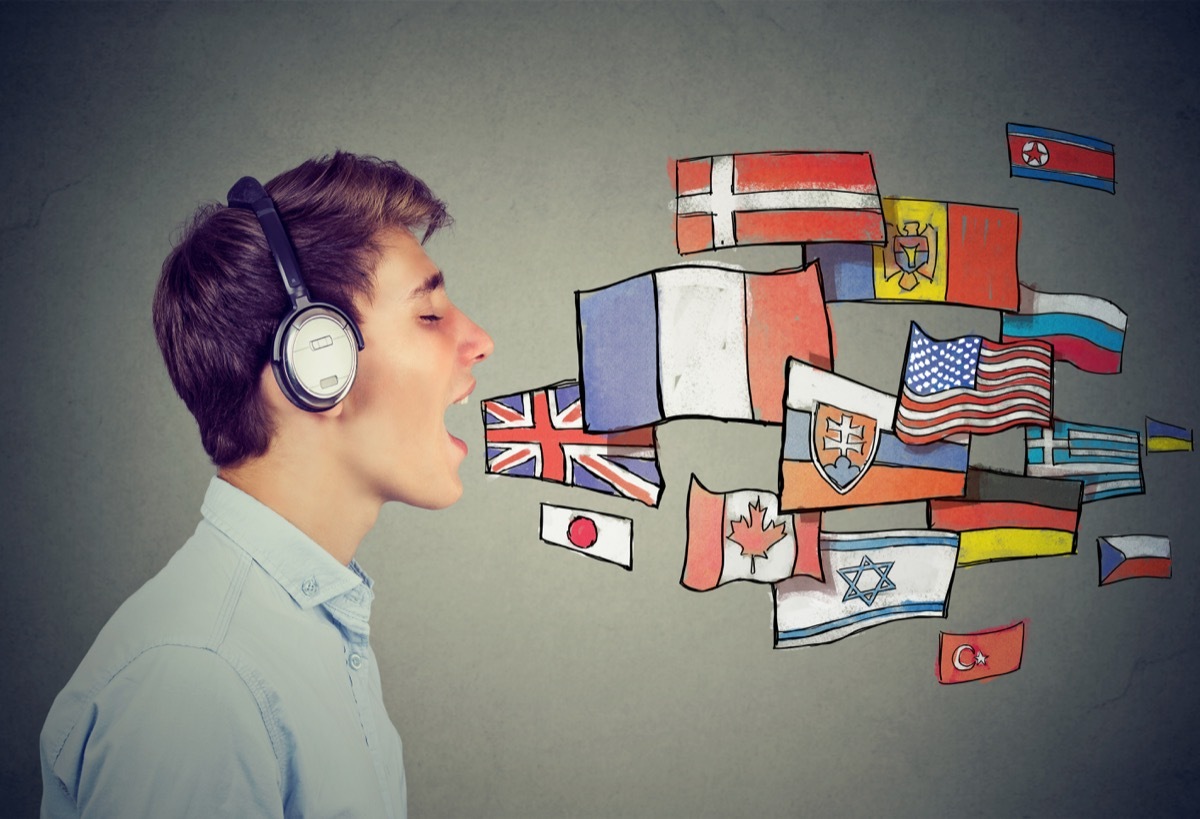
227;176;310;308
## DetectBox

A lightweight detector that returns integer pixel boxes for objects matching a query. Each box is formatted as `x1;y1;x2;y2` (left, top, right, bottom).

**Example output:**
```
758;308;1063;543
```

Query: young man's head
154;152;493;509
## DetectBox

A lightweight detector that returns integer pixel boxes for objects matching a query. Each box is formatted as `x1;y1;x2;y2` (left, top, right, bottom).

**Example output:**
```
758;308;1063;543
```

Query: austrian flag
674;151;885;254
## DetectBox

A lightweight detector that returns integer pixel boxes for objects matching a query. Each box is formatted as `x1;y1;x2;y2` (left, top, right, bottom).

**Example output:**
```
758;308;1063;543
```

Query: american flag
481;381;663;507
894;324;1053;445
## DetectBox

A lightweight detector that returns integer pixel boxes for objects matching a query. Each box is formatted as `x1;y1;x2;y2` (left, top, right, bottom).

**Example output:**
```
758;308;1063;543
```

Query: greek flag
1025;420;1143;502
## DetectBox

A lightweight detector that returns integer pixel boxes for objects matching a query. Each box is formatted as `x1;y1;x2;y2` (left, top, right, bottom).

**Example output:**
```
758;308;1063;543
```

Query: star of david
836;555;897;607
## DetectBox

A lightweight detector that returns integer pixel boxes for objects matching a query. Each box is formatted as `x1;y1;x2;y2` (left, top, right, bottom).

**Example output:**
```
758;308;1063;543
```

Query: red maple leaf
727;498;787;574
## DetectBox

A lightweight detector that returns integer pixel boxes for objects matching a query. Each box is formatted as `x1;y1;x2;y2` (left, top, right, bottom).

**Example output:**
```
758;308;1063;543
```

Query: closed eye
420;314;443;324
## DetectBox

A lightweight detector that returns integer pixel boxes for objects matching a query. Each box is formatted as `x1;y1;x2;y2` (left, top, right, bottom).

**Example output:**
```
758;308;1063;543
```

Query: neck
218;447;380;566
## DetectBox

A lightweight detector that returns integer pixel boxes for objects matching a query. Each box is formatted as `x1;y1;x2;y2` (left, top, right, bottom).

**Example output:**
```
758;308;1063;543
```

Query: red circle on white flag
567;516;598;549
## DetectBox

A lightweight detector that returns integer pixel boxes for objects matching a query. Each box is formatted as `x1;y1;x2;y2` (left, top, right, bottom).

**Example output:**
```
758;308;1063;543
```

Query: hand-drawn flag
808;198;1020;310
1000;284;1127;374
1145;417;1193;453
673;151;884;254
928;468;1083;566
780;360;969;512
1007;123;1115;193
773;530;959;648
577;262;831;432
539;503;633;570
682;475;822;591
1097;535;1171;586
482;381;663;507
936;621;1026;684
1025;420;1144;502
895;323;1053;445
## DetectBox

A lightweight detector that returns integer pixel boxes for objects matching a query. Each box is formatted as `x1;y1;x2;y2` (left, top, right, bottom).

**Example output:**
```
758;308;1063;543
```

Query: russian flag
1007;123;1115;193
1001;284;1127;375
1098;535;1171;586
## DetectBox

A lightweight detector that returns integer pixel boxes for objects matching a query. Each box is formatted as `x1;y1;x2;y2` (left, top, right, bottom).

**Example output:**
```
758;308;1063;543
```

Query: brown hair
153;151;450;467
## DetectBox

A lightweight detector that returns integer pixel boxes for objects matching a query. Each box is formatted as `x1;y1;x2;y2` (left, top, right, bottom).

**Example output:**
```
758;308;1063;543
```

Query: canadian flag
681;475;821;591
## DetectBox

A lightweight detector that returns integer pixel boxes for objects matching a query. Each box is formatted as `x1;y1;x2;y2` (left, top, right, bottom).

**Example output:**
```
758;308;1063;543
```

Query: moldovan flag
577;262;831;432
773;530;959;648
1145;417;1193;453
682;475;821;591
539;503;633;570
1007;123;1115;193
936;621;1026;684
928;468;1083;566
808;198;1020;310
674;151;884;254
1098;535;1171;586
780;359;969;512
1001;284;1127;375
895;323;1053;445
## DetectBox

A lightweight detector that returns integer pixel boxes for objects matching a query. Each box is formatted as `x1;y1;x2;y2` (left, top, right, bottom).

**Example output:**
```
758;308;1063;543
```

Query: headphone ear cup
272;304;360;411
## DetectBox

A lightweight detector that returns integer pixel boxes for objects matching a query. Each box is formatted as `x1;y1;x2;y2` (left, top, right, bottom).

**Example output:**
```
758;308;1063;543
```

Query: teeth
455;395;471;405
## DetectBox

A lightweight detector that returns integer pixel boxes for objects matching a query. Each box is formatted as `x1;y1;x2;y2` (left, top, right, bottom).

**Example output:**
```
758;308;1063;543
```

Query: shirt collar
200;476;372;615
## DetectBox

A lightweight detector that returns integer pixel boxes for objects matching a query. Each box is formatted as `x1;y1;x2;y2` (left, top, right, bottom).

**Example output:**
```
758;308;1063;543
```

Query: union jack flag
481;381;663;507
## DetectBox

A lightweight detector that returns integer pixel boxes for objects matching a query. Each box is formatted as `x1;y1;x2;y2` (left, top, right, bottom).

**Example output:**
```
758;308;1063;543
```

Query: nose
461;312;494;364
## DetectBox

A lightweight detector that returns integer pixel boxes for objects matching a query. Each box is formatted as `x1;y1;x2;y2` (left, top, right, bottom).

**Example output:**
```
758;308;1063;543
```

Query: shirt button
348;653;364;671
301;577;319;597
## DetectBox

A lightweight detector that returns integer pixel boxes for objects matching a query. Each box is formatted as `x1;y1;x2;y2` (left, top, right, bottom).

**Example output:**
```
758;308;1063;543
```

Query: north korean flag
1007;123;1115;193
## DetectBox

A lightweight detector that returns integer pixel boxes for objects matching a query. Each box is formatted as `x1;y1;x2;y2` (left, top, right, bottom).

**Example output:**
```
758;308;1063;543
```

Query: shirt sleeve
70;645;284;819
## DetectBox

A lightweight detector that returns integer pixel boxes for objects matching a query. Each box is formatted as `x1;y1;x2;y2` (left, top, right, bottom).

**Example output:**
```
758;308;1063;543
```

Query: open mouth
445;381;477;456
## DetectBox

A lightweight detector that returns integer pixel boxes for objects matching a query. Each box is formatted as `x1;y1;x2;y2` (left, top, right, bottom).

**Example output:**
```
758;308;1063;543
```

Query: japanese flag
539;503;633;570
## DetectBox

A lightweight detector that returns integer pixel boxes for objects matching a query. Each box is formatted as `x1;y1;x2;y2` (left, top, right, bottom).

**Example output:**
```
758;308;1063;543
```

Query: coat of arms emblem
811;403;880;494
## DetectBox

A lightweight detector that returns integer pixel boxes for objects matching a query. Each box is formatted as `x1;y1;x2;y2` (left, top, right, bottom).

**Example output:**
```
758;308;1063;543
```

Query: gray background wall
3;2;1198;817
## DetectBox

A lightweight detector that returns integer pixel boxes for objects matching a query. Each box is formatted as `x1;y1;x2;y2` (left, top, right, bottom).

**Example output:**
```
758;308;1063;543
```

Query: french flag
1007;123;1115;193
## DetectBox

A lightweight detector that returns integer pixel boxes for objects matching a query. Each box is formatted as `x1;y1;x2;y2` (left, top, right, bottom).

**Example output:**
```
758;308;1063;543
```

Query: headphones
226;176;364;412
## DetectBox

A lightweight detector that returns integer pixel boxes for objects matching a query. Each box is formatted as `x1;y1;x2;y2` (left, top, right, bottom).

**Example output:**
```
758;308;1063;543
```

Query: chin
402;480;463;511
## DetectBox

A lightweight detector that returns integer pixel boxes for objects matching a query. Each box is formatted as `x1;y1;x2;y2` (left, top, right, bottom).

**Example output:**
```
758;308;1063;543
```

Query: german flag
928;468;1082;567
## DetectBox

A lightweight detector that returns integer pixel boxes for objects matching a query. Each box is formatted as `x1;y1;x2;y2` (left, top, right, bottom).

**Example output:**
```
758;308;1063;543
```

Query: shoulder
40;530;272;772
41;645;284;816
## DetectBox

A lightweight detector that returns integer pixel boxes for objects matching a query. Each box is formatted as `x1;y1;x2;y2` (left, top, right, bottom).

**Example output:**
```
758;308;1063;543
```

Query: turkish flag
936;621;1026;684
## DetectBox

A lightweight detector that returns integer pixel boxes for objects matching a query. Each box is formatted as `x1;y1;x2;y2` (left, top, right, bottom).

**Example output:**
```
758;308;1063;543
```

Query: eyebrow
407;271;444;300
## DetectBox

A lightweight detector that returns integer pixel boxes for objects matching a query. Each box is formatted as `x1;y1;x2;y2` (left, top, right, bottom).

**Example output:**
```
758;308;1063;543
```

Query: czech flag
1098;535;1172;586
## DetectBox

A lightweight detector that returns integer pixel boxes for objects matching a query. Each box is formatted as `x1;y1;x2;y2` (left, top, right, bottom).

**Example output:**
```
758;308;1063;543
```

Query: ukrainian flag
1146;417;1193;453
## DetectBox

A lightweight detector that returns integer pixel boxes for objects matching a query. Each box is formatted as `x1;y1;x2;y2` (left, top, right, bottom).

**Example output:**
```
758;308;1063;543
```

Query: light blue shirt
40;477;407;818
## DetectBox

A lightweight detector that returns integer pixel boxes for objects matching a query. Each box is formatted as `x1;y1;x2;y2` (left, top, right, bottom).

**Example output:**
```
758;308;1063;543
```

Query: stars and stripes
482;381;663;507
894;324;1053;445
1025;420;1144;502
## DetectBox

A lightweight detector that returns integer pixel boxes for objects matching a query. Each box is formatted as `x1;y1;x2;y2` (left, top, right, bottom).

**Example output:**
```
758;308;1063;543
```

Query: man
39;152;493;817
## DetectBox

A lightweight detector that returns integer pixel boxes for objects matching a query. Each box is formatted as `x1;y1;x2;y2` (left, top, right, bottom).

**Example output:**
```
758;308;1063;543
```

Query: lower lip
448;432;467;456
